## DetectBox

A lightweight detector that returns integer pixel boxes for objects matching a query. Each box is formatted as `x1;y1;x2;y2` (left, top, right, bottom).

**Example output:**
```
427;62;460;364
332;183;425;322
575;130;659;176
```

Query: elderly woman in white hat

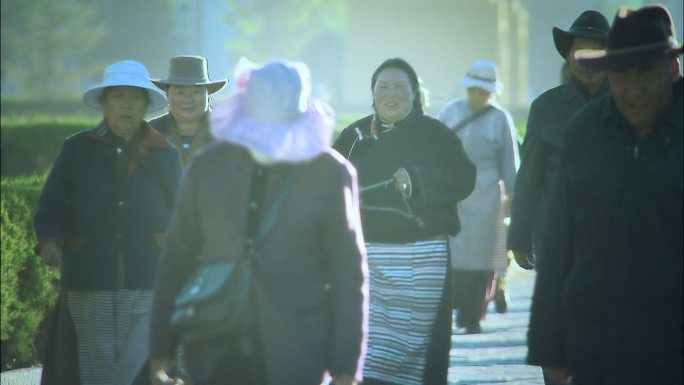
438;59;520;334
149;60;367;385
34;60;183;385
149;55;227;166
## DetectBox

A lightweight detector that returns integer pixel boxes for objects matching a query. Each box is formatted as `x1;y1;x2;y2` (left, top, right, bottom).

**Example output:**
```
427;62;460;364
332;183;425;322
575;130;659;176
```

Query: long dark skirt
451;269;494;328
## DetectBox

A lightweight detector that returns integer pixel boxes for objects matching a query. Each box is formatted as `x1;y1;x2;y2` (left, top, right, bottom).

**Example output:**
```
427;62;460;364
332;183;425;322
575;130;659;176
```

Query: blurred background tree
222;0;346;61
1;0;104;98
1;0;177;100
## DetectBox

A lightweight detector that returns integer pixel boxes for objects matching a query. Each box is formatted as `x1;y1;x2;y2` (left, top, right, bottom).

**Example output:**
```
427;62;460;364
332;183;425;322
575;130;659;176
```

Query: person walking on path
333;57;476;385
150;55;227;167
35;60;182;385
527;5;683;384
149;60;367;385
507;10;609;271
439;60;519;334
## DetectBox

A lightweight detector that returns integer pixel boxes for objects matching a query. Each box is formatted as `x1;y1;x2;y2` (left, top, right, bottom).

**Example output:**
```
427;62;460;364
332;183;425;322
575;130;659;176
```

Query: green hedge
1;98;100;118
0;113;363;178
1;116;99;177
1;173;58;370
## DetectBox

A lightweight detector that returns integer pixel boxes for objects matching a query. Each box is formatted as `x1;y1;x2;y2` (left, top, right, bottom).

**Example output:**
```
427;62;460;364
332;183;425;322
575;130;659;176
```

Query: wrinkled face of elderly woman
373;67;415;124
101;86;149;140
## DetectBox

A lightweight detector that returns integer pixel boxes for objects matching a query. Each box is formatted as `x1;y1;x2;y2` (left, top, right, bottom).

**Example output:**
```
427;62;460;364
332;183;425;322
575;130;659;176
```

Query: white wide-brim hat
459;59;503;94
83;60;168;112
210;60;334;163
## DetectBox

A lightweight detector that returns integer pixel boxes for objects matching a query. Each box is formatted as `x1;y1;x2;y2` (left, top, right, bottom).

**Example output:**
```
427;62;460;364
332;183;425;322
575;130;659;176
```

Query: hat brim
576;43;684;70
553;27;608;60
459;77;501;94
83;84;167;112
151;79;228;94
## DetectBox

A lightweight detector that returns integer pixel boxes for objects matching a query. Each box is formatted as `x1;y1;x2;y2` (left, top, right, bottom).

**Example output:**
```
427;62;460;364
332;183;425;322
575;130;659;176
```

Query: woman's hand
542;366;570;385
512;250;535;270
150;358;183;385
331;373;357;385
393;168;412;198
39;241;62;267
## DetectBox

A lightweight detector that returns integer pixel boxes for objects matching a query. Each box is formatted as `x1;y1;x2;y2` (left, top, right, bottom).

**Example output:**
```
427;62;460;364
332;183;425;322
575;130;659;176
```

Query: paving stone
448;264;544;385
0;368;41;385
0;265;544;385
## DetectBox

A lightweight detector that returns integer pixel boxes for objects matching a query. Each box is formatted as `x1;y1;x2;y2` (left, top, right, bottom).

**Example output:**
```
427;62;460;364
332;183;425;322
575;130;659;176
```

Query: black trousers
451;269;494;328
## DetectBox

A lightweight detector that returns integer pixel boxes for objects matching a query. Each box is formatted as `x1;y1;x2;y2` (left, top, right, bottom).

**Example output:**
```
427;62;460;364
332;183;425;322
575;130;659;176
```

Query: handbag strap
450;104;495;134
249;165;301;250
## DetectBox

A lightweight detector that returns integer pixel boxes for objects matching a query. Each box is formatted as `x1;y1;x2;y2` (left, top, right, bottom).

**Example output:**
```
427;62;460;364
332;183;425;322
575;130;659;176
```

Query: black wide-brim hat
553;10;610;59
577;5;684;70
151;55;228;94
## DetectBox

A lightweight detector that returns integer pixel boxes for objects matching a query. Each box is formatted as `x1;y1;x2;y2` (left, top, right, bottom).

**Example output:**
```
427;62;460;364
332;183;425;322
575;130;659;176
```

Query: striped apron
363;238;448;385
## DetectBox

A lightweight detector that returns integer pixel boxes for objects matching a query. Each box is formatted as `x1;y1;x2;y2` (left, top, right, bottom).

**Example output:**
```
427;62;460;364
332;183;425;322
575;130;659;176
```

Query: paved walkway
449;263;544;385
1;265;543;385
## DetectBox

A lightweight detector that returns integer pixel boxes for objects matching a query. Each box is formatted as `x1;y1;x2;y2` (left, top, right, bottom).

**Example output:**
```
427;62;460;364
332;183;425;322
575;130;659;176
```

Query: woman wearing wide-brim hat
507;10;610;273
150;55;228;167
439;59;520;334
35;60;183;385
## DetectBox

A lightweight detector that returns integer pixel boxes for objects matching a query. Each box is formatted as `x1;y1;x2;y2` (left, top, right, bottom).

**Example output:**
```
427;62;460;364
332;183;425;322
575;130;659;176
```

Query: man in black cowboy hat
527;4;683;385
507;10;610;272
150;55;227;167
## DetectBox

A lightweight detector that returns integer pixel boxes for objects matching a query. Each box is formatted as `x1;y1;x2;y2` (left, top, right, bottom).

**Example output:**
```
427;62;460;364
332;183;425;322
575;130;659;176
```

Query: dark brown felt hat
576;5;684;70
553;10;610;59
152;55;227;94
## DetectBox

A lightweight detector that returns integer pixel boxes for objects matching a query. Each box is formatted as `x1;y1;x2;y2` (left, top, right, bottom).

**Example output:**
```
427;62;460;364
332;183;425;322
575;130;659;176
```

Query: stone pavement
1;265;543;385
0;368;41;385
448;263;544;385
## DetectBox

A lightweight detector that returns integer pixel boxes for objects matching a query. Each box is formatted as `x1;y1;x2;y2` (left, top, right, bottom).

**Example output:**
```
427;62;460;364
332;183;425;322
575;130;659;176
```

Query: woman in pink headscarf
149;60;368;385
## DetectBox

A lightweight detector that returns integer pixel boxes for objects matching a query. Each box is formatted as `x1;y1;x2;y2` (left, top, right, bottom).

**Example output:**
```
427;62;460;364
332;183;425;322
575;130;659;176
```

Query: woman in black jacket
333;58;475;385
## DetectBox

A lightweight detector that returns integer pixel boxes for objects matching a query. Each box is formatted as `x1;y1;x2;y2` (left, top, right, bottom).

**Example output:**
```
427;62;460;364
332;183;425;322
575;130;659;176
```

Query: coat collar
602;77;682;147
565;75;608;104
88;120;173;148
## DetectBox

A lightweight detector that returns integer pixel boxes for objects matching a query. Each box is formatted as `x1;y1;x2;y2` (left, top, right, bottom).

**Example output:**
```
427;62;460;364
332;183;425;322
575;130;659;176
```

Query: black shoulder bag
169;165;300;342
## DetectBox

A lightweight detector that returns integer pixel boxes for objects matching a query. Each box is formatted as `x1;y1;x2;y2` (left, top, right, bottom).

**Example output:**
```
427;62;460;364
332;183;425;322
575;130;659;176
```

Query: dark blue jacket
333;112;476;243
34;122;182;290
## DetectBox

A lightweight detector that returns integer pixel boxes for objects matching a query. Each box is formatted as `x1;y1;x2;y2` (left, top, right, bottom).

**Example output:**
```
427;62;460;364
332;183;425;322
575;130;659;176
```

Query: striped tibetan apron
363;237;448;385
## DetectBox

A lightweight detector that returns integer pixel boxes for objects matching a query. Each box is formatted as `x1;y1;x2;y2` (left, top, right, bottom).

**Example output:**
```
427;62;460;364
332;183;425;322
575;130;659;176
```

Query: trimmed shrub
1;98;100;118
1;173;58;370
1;116;99;177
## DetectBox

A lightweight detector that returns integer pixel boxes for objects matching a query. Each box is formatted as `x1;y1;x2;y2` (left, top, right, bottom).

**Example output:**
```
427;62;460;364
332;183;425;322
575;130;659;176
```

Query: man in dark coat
527;5;683;385
507;10;609;270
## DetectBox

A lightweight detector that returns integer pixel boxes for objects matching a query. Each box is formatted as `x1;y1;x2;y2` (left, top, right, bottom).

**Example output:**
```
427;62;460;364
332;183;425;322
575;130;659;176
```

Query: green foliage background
1;116;99;177
1;173;58;370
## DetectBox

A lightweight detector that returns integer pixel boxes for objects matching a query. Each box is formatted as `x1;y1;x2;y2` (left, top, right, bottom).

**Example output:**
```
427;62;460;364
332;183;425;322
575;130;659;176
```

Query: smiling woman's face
101;86;148;140
373;67;415;124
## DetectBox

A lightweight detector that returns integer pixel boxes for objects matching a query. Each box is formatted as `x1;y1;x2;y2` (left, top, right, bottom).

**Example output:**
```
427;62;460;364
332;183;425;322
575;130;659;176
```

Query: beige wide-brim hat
459;59;503;94
151;55;227;94
83;60;168;112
